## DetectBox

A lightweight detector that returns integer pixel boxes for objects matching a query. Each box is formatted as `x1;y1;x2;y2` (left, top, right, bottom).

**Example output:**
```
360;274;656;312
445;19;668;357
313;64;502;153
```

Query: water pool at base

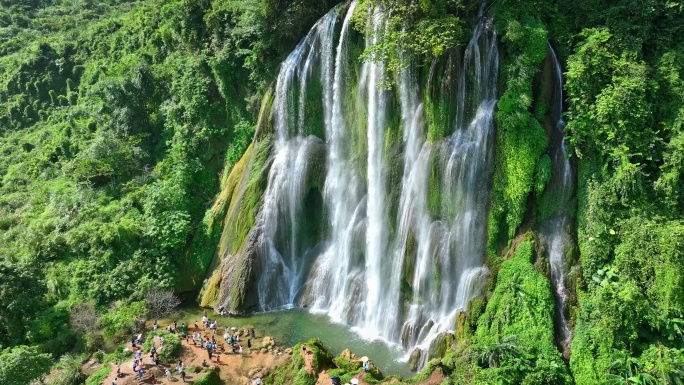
170;307;413;378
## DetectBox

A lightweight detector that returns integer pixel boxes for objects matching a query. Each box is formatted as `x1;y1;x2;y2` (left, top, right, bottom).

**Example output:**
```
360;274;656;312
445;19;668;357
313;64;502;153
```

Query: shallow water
166;307;413;377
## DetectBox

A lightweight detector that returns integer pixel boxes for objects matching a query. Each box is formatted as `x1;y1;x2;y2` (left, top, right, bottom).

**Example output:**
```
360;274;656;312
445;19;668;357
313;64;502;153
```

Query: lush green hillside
0;0;683;384
0;0;334;351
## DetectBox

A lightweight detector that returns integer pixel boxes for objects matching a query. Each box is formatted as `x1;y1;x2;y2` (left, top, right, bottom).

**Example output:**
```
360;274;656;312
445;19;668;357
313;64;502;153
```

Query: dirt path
102;329;290;385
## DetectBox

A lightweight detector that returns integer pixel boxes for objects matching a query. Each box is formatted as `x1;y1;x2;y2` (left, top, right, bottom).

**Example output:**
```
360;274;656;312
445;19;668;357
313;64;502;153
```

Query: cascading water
252;1;499;368
398;21;498;365
539;44;574;357
256;7;339;310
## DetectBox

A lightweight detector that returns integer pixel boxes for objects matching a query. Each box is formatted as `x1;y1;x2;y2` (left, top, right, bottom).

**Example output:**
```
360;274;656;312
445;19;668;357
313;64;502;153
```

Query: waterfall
256;7;339;310
398;21;497;364
539;44;574;356
248;2;499;368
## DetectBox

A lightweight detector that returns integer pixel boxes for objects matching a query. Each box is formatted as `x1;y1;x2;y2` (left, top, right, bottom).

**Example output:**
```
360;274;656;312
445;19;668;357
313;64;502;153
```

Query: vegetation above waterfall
0;0;683;384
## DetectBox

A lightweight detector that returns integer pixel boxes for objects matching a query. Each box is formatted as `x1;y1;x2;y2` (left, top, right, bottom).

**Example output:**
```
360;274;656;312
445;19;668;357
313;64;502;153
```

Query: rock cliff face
200;0;576;373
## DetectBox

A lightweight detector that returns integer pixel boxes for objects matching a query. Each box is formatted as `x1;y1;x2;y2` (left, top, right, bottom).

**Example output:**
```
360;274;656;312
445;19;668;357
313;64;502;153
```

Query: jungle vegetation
0;0;683;384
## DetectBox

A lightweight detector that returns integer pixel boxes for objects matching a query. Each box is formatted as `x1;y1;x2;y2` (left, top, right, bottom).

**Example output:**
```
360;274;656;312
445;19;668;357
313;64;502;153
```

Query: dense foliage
0;0;683;383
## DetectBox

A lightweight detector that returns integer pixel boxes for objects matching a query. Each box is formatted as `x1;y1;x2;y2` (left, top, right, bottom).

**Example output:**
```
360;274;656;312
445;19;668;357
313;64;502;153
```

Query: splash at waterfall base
198;1;574;382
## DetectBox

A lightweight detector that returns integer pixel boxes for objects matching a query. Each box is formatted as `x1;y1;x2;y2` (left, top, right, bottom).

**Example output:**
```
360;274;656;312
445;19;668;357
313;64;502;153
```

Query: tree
145;288;181;320
0;345;53;385
48;354;86;385
97;301;147;339
0;262;46;348
69;303;99;334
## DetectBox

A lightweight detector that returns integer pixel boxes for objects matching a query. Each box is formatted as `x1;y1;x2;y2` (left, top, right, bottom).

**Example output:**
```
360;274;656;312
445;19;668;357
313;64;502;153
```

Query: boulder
408;348;422;372
248;366;263;377
427;332;455;361
262;336;275;348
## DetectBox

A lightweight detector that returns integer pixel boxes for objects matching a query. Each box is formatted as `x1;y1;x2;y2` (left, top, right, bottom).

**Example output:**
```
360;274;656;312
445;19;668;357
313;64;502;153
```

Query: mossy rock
427;332;455;361
408;347;422;372
297;338;334;372
192;370;221;385
333;349;362;371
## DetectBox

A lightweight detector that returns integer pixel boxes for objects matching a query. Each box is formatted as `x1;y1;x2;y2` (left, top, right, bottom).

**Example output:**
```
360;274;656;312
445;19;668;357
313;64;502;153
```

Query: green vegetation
487;1;550;261
1;0;683;384
193;370;222;385
142;330;181;363
85;364;111;385
49;354;87;385
266;338;333;385
0;345;53;385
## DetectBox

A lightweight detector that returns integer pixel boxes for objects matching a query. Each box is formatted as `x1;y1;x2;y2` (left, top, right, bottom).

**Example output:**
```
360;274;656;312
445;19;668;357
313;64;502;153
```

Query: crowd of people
111;309;259;385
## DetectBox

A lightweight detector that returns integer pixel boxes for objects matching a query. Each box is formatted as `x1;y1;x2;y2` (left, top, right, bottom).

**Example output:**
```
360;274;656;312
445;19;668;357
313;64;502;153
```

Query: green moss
427;149;442;218
303;77;325;139
487;13;550;261
267;338;333;385
427;332;454;360
534;154;552;197
474;239;570;383
424;52;458;142
192;370;221;385
230;133;273;255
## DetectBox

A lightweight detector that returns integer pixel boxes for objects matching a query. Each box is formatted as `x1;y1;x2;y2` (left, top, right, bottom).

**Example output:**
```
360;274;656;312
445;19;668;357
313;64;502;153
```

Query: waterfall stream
248;2;499;367
539;44;574;356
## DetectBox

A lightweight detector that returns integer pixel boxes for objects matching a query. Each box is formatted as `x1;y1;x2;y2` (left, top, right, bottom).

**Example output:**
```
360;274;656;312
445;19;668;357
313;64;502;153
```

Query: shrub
97;301;147;339
85;364;111;385
142;331;181;364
